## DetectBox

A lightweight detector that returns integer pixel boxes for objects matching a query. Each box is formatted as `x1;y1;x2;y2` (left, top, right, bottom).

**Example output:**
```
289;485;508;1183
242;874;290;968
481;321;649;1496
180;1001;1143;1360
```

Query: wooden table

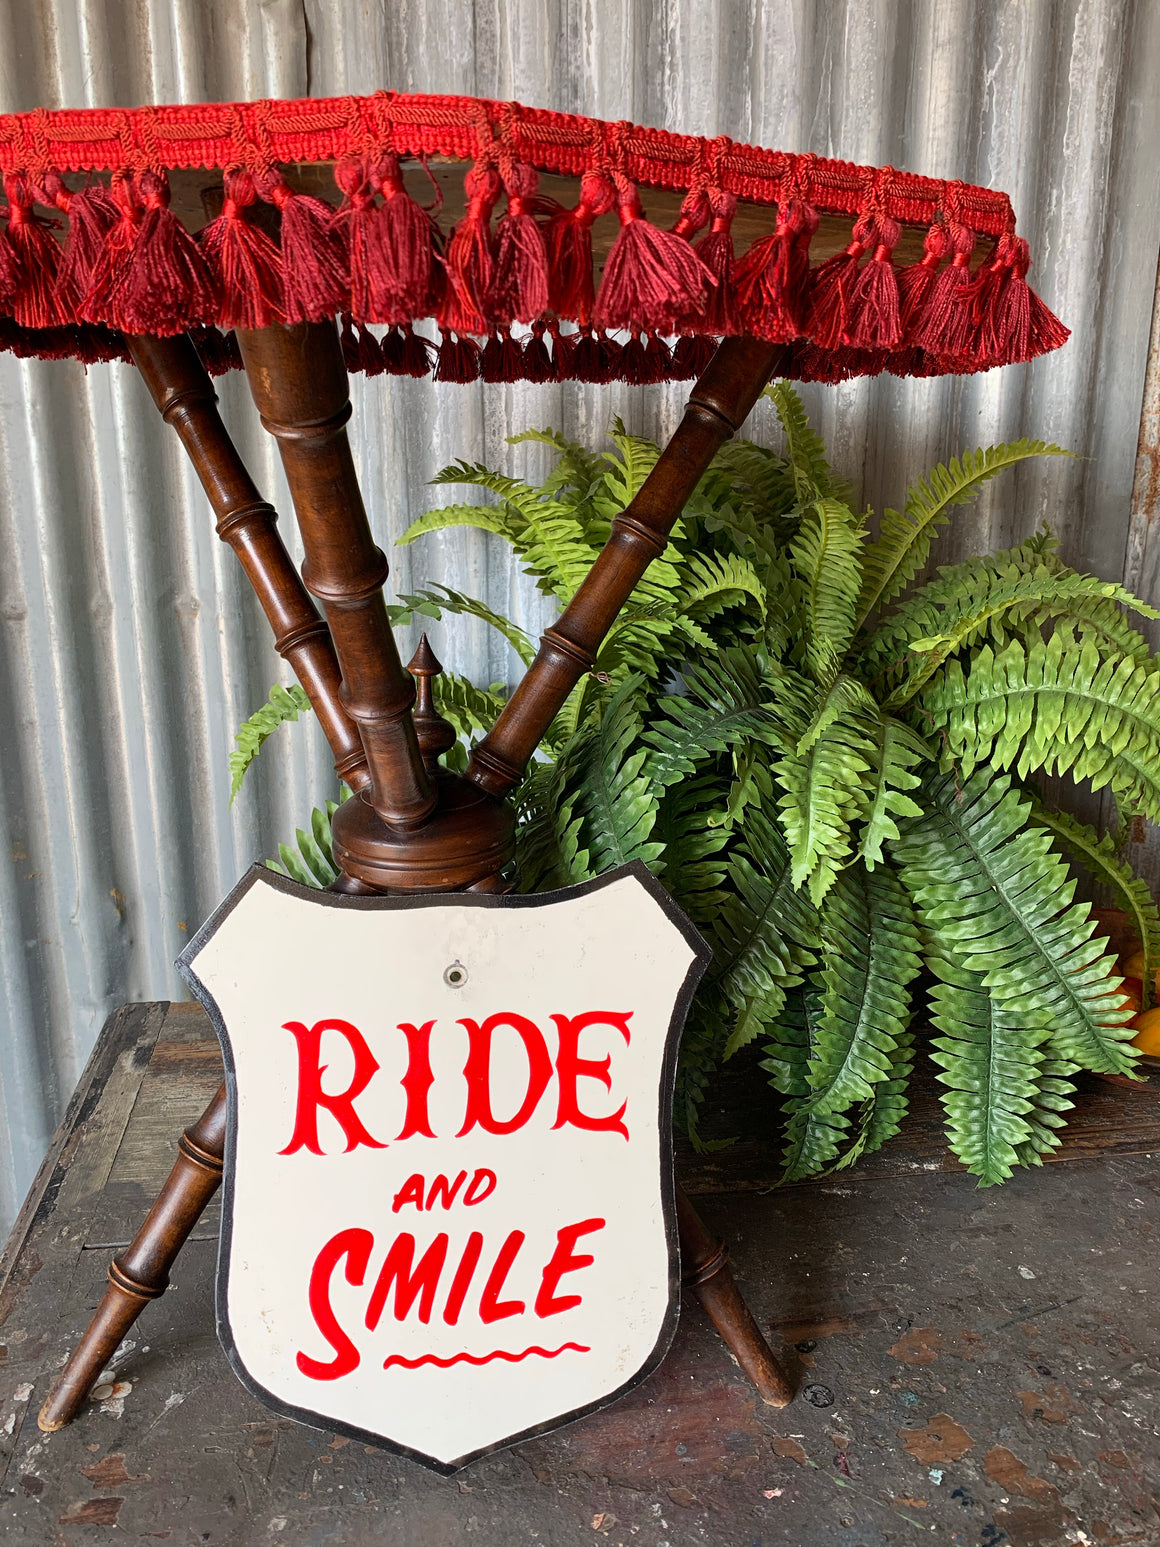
3;1002;1160;1544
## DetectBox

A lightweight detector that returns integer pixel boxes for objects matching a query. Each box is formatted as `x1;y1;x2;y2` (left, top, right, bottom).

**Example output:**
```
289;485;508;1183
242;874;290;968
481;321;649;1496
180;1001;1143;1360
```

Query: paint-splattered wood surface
2;1001;1159;1544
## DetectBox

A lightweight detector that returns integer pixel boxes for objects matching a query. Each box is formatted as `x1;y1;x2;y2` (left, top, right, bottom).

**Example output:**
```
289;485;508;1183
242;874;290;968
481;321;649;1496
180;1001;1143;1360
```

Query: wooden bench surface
2;1001;1159;1544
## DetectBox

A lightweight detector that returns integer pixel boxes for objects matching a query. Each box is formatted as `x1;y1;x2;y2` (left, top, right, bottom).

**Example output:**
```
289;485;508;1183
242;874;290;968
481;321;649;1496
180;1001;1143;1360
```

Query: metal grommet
444;960;468;988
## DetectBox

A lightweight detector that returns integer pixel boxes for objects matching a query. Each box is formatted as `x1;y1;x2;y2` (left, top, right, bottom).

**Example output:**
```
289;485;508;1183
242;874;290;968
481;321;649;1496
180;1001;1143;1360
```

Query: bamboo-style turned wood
468;336;789;797
39;1086;228;1432
676;1188;793;1408
127;334;370;795
236;321;434;830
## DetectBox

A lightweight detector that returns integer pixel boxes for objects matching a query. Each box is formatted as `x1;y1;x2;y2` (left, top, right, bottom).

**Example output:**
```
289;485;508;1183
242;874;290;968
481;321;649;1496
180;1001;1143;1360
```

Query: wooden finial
407;634;457;774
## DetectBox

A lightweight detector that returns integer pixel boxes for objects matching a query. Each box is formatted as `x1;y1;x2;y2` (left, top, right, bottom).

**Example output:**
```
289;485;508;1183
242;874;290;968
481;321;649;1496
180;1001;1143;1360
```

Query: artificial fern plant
236;385;1160;1188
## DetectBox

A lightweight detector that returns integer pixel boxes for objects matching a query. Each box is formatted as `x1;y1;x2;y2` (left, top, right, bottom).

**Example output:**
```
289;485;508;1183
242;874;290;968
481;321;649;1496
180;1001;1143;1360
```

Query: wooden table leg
38;1084;227;1432
676;1186;795;1407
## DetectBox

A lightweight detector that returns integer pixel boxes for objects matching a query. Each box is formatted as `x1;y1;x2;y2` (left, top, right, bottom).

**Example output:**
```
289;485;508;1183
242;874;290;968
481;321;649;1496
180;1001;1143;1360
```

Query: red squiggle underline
383;1343;590;1370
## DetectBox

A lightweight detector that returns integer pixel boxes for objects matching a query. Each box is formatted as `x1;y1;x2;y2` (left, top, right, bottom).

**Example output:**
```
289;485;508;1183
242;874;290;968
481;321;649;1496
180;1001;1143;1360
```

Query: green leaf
267;799;340;888
855;441;1072;628
789;497;867;681
926;952;1051;1186
764;381;843;500
228;683;312;805
1030;803;1160;1011
803;864;922;1116
920;631;1160;821
857;716;930;868
893;770;1138;1075
775;677;879;903
385;585;535;666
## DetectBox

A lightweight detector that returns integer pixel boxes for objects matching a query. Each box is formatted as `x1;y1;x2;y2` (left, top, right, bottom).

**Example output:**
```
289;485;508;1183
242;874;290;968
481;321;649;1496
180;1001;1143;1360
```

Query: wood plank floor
2;1001;1159;1546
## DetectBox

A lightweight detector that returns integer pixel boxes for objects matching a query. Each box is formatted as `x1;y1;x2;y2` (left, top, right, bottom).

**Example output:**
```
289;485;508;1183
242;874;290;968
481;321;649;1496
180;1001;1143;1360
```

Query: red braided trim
0;92;1014;234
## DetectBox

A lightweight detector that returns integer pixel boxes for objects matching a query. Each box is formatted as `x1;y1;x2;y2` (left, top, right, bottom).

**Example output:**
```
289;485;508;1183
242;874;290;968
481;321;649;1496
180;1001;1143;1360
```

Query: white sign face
178;861;708;1472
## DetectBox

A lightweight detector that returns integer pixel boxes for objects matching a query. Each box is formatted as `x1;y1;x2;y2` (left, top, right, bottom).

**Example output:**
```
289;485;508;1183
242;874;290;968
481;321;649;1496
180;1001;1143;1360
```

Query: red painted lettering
396;1020;436;1140
478;1231;526;1322
442;1231;483;1325
535;1218;605;1317
280;1018;386;1155
463;1168;497;1206
425;1171;467;1210
458;1014;553;1136
365;1234;448;1327
552;1012;631;1139
297;1227;373;1381
391;1174;426;1213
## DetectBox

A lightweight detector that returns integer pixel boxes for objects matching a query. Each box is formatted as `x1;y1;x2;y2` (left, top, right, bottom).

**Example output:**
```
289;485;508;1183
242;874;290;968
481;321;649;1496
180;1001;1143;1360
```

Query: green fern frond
873;567;1159;705
705;804;819;1015
857;716;930;868
775;678;879;902
920;632;1160;820
789;497;867;680
385;585;535;666
827;1028;916;1172
855;441;1071;628
764;381;843;500
229;683;312;805
925;952;1051;1186
408;463;599;602
893;770;1138;1075
707;437;799;522
1029;803;1160;1010
555;674;664;875
803;864;922;1115
642;649;782;790
267;799;340;887
432;674;507;745
506;427;603;495
677;549;767;621
1012;1054;1080;1169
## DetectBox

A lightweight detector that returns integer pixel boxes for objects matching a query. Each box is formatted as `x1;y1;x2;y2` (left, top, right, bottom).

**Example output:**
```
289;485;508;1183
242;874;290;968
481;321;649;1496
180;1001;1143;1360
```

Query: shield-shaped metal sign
177;860;709;1472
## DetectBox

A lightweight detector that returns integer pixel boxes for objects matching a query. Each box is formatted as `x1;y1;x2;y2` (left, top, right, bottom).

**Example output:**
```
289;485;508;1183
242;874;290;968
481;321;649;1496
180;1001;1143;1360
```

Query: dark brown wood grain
128;334;370;794
467;336;789;797
236;321;434;830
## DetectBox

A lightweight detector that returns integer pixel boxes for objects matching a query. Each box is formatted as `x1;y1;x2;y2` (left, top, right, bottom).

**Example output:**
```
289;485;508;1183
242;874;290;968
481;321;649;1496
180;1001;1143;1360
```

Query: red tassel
520;321;555;382
199;171;284;329
621;330;672;385
897;222;951;341
975;233;1070;366
1;173;66;328
912;221;975;357
39;173;119;316
83;171;218;335
544;171;614;325
333;154;437;326
435;331;481;383
479;328;521;382
257;168;348;324
400;322;437;377
593;180;712;334
672;333;719;380
842;215;902;349
805;212;875;351
358;323;387;376
691;188;737;333
569;327;603;381
488;163;550;327
438;165;500;336
732;198;817;344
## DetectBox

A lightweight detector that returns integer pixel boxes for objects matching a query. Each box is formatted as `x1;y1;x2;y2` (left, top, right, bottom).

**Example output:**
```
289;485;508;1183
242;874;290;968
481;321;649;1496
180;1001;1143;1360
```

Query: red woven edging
0;90;1069;383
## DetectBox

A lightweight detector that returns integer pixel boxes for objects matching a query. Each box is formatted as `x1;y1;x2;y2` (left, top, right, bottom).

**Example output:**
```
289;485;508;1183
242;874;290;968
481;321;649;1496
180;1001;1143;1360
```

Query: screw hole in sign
444;961;468;988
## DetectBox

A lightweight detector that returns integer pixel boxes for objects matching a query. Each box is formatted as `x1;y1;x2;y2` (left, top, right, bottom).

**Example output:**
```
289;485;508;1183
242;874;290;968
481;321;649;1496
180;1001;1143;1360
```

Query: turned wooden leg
38;1085;227;1431
676;1185;794;1407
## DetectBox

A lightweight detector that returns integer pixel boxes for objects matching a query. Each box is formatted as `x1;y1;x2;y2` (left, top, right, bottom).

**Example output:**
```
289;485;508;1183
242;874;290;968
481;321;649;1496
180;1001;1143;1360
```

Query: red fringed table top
0;91;1068;386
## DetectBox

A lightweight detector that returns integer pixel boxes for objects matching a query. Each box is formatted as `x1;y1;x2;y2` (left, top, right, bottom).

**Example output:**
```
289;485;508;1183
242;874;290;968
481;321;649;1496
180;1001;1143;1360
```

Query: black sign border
177;858;711;1476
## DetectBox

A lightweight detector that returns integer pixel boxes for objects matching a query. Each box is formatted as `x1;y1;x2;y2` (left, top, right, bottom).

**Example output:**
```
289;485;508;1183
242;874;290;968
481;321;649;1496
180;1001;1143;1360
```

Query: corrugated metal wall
2;0;1159;1232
